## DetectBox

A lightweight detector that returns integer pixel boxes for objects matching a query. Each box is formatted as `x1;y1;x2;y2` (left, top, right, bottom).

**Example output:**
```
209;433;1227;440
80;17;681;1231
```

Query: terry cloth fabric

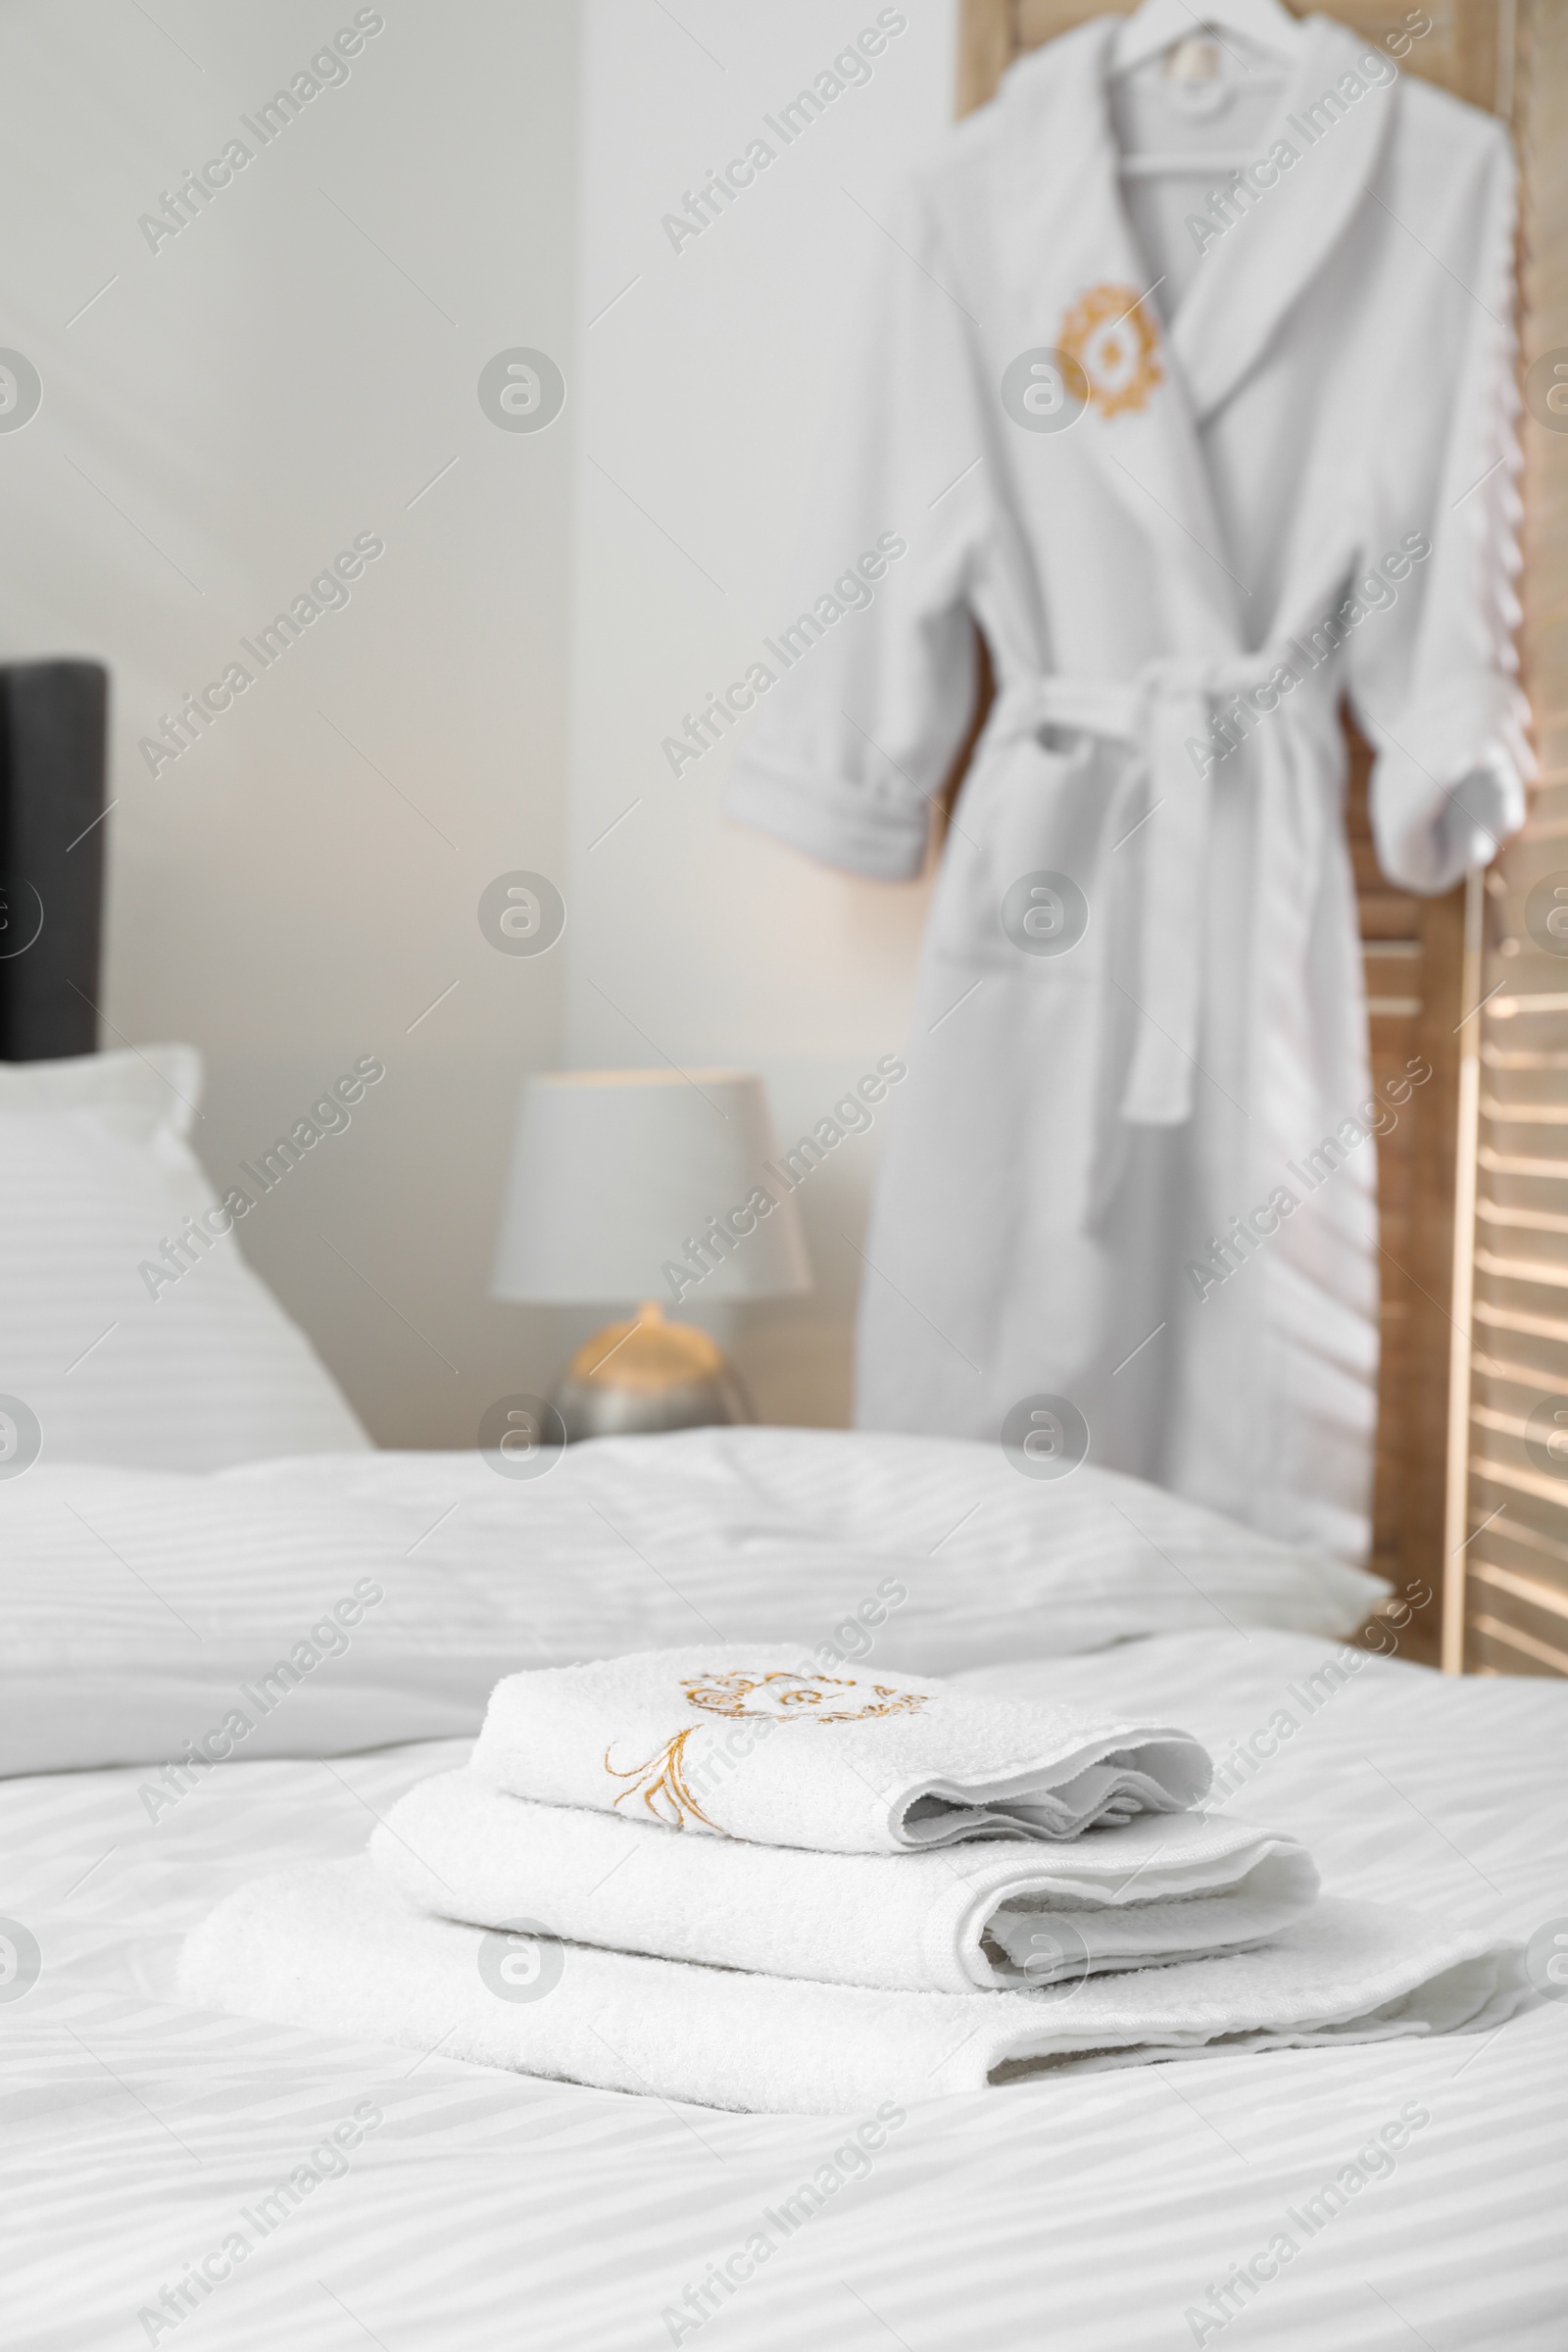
177;1860;1533;2117
466;1645;1211;1851
371;1770;1318;1992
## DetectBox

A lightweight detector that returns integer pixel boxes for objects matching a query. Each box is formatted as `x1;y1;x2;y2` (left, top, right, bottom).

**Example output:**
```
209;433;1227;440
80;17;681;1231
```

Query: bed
2;673;1564;2348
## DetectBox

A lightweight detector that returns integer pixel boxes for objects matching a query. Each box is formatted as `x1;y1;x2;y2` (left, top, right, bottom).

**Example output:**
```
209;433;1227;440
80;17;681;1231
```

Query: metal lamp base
550;1299;752;1443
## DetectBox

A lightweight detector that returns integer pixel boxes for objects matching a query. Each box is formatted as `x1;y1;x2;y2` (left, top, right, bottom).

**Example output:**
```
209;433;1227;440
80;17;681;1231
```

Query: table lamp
491;1068;812;1440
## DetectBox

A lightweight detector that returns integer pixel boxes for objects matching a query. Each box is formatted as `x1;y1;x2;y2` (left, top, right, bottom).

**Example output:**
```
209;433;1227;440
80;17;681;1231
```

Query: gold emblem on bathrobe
1057;283;1162;418
605;1671;930;1832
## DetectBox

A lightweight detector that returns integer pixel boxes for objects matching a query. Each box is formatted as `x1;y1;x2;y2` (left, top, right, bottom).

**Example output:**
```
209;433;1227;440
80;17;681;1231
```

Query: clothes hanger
1110;0;1306;77
1111;0;1304;177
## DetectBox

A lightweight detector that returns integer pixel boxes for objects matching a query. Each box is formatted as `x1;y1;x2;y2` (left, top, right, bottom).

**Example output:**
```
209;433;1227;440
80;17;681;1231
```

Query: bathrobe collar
1169;15;1398;420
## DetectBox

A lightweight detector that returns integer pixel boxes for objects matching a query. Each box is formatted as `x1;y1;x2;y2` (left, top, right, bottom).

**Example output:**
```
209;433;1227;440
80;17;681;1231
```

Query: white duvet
0;1425;1384;1775
7;1627;1566;2351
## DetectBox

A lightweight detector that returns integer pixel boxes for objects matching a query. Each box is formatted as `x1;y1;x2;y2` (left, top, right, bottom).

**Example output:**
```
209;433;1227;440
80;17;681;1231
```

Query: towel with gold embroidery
467;1644;1210;1853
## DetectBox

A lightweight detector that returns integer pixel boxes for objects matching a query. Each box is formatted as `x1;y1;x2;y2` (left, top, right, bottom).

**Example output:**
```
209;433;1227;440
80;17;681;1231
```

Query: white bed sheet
5;1632;1566;2352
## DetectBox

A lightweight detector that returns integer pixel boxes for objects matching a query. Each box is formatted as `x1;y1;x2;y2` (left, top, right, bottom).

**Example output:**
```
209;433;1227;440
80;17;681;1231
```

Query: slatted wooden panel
955;0;1508;1658
1447;0;1568;1677
1345;738;1431;1590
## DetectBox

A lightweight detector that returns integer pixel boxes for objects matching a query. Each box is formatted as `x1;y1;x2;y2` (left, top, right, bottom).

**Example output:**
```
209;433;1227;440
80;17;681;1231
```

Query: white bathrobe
724;14;1528;1561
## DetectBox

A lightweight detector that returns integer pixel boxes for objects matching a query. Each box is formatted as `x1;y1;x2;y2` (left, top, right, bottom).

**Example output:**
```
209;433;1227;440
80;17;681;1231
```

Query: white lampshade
491;1068;813;1306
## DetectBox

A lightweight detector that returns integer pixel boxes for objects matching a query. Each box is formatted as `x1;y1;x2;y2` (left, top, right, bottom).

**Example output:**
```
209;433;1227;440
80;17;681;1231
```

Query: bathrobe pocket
927;727;1138;978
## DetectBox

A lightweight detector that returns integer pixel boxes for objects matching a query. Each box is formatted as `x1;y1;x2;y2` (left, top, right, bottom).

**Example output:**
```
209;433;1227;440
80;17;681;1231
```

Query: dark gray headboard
0;660;107;1060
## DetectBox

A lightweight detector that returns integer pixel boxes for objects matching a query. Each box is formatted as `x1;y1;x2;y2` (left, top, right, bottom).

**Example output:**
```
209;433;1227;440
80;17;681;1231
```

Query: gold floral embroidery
683;1670;929;1726
1057;283;1162;419
605;1671;931;1832
603;1724;721;1833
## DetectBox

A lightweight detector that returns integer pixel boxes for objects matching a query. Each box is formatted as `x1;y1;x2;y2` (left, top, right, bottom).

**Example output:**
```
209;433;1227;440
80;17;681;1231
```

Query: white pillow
0;1428;1386;1775
0;1047;368;1472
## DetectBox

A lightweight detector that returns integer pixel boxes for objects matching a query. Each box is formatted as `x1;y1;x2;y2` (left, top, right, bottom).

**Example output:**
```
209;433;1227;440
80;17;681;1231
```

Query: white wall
0;0;577;1445
0;0;959;1444
566;0;957;1424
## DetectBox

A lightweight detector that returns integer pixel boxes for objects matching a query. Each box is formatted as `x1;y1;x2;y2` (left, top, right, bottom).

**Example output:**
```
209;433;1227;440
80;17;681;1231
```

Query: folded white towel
371;1769;1317;1992
466;1645;1210;1851
177;1859;1532;2116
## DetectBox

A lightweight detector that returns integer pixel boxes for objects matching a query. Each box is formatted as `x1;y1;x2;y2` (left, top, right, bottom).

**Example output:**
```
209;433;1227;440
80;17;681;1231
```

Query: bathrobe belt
992;651;1324;1132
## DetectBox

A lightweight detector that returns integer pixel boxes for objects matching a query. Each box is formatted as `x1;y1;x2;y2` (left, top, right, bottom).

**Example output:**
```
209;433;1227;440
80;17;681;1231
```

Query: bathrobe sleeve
722;177;993;881
1347;120;1531;895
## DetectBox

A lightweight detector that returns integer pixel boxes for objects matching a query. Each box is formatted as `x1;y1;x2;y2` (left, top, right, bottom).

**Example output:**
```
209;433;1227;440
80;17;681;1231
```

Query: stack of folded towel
179;1646;1533;2114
